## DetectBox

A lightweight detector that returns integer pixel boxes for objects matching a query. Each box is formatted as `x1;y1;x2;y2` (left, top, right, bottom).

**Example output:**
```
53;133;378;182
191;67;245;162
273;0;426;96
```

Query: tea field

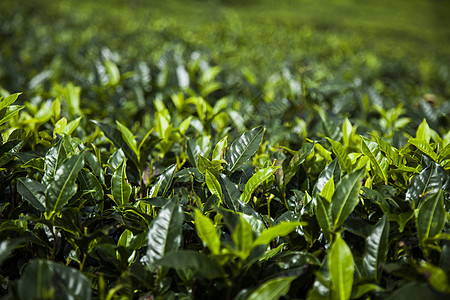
0;0;449;299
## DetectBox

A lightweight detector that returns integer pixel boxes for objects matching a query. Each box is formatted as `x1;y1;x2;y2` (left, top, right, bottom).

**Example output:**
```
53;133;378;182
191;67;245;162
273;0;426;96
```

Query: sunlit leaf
247;276;296;300
45;152;84;215
225;126;265;174
195;210;220;254
329;233;354;300
241;166;279;203
147;200;184;264
330;168;364;230
111;158;131;206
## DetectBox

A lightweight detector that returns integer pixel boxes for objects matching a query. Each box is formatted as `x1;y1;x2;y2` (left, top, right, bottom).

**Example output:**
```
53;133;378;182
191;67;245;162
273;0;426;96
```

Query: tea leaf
45;152;84;215
225;126;265;174
195;210;220;254
241;166;279;203
147;200;184;264
247;276;296;300
330;168;364;230
329;233;354;300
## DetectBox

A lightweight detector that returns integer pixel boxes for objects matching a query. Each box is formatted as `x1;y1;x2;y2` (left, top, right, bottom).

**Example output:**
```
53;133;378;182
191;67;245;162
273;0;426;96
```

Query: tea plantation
0;0;449;299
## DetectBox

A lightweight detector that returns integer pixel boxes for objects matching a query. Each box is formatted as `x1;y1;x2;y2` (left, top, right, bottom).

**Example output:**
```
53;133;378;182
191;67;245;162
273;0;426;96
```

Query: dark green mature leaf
18;260;91;300
362;214;390;280
186;138;203;168
386;282;443;300
241;166;279;203
406;160;449;206
0;239;24;267
158;164;177;197
155;251;222;279
329;233;354;300
247;276;296;300
312;159;341;198
43;138;67;184
417;189;446;245
330;168;364;230
17;178;46;211
361;137;388;184
92;120;139;169
147;200;184;264
84;150;104;184
225;126;265;174
45;152;84;215
283;143;314;186
315;196;332;240
111;158;131;206
78;169;104;201
218;173;240;211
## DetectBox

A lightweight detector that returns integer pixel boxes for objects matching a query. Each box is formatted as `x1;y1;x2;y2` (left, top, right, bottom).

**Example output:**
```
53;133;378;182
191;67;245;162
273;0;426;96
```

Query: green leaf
320;175;335;202
416;118;431;143
342;117;353;147
232;214;254;260
420;262;450;294
116;120;138;156
17;178;46;211
212;136;228;161
53;117;67;138
373;135;403;168
0;239;24;267
18;259;91;300
283;142;315;186
158;164;177;197
326;138;352;174
406;161;449;206
330;168;364;230
361;137;388;184
408;138;438;161
111;158;131;206
186;138;203;168
0;92;21;111
253;221;302;246
417;189;446;245
155;251;222;279
0;105;24;126
92;120;139;169
329;233;354;300
147;200;184;264
225;126;265;174
241;166;279;203
79;169;104;202
43;138;67;184
362;214;390;280
195;210;220;254
104;60;120;85
316;196;332;240
351;283;384;299
45;152;84;215
218;173;240;211
247;276;296;300
85;150;104;184
63;116;82;136
388;210;414;233
313;159;341;198
205;169;223;202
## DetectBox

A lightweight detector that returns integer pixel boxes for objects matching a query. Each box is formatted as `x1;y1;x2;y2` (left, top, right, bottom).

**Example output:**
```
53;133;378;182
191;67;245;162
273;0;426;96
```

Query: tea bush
0;0;449;299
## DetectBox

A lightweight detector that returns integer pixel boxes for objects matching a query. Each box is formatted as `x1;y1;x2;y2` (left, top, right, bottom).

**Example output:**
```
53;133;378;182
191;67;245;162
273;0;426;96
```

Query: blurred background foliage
0;0;449;144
